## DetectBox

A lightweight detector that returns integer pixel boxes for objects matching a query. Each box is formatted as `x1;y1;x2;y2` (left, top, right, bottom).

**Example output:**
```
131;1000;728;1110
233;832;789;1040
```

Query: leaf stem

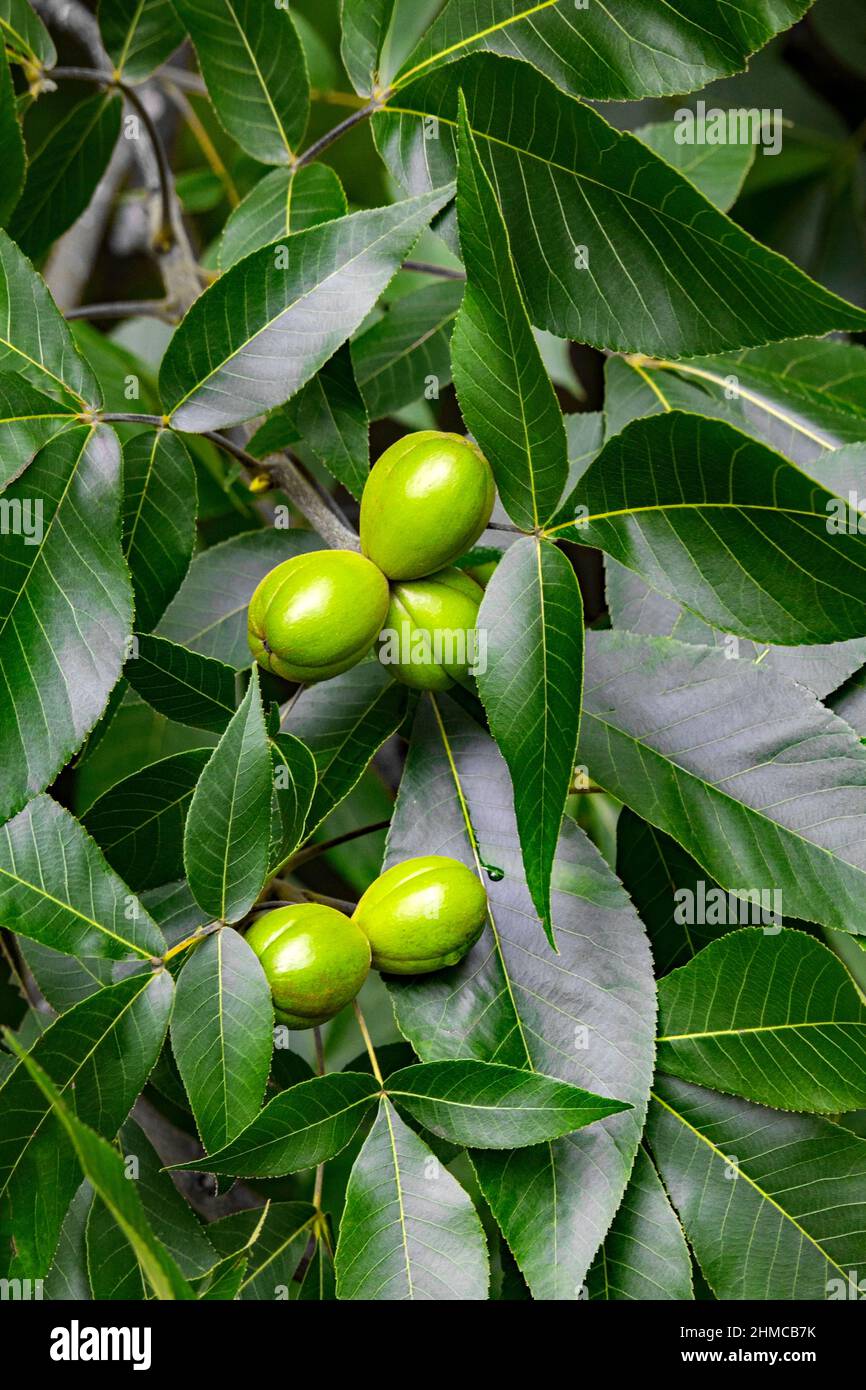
161;921;222;963
353;1000;383;1086
294;100;378;171
281;820;392;872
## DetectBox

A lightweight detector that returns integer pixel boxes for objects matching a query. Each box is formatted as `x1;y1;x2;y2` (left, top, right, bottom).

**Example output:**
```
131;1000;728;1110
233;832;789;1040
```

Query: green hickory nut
352;855;489;975
378;566;484;691
360;430;495;580
245;903;371;1029
247;549;389;683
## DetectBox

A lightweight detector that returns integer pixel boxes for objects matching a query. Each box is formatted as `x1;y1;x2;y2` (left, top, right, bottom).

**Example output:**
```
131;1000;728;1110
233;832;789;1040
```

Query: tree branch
203;432;361;550
294;100;377;170
35;0;202;312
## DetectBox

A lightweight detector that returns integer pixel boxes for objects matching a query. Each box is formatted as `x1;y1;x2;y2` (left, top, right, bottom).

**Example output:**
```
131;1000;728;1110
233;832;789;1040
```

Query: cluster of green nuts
246;855;488;1028
247;431;495;690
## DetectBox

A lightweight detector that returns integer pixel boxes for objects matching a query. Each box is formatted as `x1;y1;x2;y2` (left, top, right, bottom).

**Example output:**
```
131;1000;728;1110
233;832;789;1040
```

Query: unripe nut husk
360;430;495;581
352;855;488;974
247;549;389;683
378;566;483;690
245;903;371;1028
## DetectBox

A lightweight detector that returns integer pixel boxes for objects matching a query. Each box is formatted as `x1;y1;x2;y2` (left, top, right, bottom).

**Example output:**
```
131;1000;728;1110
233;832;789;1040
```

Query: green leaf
0;0;56;69
635;119;755;212
586;1146;693;1301
207;1201;315;1300
384;697;655;1300
158;529;319;667
43;1182;92;1301
352;278;463;421
0;229;101;406
565;411;866;645
141;879;210;943
19;936;114;1013
171;1072;381;1175
183;667;272;923
82;749;211;891
0;373;78;489
346;0;811;102
605;558;866;701
0;45;24;225
0;427;133;822
172;927;273;1153
387;1059;629;1148
616;809;732;976
114;1118;218;1277
160;187;454;432
0;972;173;1277
268;731;317;871
170;0;309;165
604;338;866;468
98;0;185;82
476;537;583;940
125;633;240;734
656;928;866;1114
648;1074;866;1301
335;1097;488;1301
86;1194;147;1298
375;57;866;355
122;431;197;633
219;164;347;271
451;95;566;529
581;630;866;938
296;1236;336;1301
283;663;409;837
279;344;369;500
5;1028;193;1299
8;92;121;261
0;793;166;961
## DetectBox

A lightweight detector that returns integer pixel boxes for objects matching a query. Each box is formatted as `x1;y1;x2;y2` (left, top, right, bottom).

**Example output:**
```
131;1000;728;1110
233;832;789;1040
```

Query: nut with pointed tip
353;855;488;974
247;550;389;683
360;431;495;580
245;904;371;1029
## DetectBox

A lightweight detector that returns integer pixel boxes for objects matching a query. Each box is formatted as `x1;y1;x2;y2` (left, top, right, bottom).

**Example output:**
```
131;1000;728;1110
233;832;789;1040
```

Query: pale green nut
247;549;389;683
378;566;484;690
353;855;488;974
360;430;495;580
245;903;371;1029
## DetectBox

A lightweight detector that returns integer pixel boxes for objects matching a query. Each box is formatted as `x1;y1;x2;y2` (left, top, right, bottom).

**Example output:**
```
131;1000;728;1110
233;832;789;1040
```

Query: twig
100;412;166;426
282;821;391;871
66;299;175;323
51;66;175;249
403;259;466;280
294;100;377;170
203;432;360;550
36;0;202;311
